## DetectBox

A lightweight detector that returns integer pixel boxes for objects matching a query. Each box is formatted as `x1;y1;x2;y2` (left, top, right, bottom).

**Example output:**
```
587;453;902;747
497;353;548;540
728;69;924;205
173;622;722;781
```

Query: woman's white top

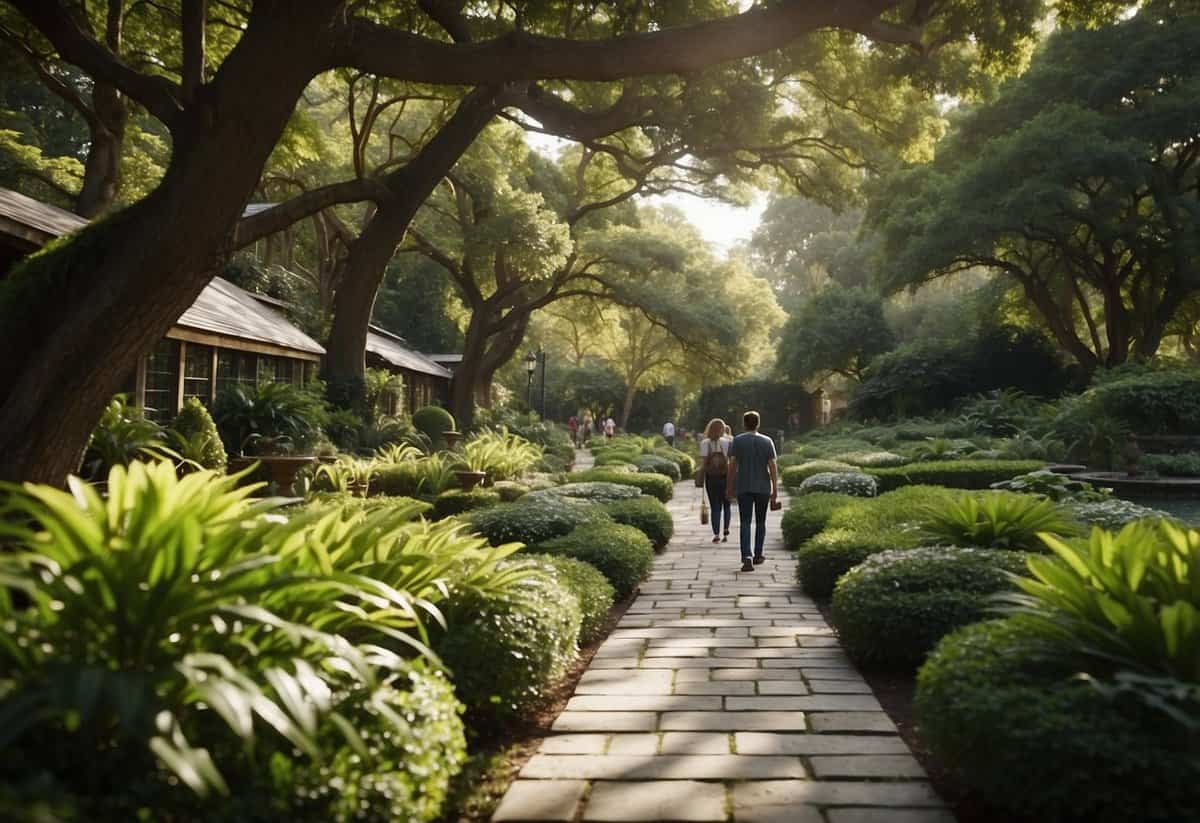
699;438;729;458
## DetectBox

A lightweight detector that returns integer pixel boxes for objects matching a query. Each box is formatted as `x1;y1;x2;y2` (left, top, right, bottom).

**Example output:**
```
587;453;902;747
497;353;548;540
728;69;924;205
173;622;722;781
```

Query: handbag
700;498;709;525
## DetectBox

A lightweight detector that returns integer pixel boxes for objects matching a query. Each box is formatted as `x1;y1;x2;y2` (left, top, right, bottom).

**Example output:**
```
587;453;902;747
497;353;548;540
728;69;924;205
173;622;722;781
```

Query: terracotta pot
455;470;486;491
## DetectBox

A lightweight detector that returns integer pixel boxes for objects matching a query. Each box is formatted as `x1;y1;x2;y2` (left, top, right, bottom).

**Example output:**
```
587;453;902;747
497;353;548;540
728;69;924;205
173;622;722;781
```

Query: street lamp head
525;352;538;374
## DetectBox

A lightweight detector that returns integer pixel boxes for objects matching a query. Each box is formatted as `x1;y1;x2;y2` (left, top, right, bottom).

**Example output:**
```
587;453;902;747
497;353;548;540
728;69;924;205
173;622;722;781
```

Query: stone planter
443;430;463;450
229;455;314;496
455;470;486;491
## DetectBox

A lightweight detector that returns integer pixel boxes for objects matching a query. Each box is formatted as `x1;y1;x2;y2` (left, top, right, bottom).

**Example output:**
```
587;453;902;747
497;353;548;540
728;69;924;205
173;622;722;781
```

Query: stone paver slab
521;754;806;780
567;695;721;712
539;734;610;754
810;754;927;778
808;712;898;733
726;695;882;712
583;781;726;821
492;779;587;822
660;711;808;731
736;733;908;756
553;712;657;733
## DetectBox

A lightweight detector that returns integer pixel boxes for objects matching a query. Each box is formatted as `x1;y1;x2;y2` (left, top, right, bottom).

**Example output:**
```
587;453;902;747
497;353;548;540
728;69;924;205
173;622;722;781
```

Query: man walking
725;410;779;572
662;419;676;447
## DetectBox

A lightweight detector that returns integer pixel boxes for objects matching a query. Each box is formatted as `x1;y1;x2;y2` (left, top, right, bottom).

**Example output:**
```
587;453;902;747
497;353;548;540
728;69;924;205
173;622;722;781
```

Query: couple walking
700;410;780;572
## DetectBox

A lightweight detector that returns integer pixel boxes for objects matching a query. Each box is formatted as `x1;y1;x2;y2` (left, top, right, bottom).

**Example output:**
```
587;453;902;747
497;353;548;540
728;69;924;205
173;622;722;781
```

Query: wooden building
365;325;453;415
0;187;325;422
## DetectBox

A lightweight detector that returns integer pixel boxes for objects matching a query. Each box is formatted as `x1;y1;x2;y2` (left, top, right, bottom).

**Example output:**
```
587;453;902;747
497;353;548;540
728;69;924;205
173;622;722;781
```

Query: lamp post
538;345;547;419
524;351;537;409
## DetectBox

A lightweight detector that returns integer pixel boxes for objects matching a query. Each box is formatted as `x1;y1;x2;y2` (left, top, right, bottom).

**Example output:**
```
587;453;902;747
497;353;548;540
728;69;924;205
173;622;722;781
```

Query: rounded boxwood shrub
917;620;1199;823
568;469;674;502
288;659;466;823
529;481;642;503
836;450;909;468
782;460;855;487
464;495;611;546
636;454;681;481
602;495;674;548
781;493;856;549
654;446;695;477
831;547;1030;669
537;522;654;599
594;449;642;466
170;397;228;472
412;405;455;442
798;471;878;498
527;554;616;644
438;564;581;726
536;453;569;473
432;488;501;519
795;526;920;599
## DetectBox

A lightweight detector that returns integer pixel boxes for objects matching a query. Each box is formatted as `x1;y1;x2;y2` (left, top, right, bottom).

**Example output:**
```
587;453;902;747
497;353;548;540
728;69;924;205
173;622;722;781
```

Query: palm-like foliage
919;491;1080;550
80;395;175;479
460;429;543;480
211;382;328;456
0;461;529;803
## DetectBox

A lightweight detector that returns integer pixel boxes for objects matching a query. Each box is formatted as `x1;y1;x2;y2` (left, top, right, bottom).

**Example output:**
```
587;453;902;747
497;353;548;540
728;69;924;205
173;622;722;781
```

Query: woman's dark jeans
704;475;731;536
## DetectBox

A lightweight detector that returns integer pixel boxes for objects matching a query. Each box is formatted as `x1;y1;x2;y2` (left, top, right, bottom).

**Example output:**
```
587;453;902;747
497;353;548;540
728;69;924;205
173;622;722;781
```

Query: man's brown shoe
740;559;754;572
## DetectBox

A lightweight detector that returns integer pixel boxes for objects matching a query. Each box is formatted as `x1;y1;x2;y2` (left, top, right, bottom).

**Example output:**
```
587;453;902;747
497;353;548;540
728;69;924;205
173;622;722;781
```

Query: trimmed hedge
654;446;696;477
432;488;501;519
537;522;654;599
438;564;581;726
917;620;1200;823
602;496;674;548
568;469;674;502
782;460;855;486
831;547;1030;669
836;450;909;468
529;481;642;503
636;454;681;481
781;493;856;549
492;480;531;502
795;526;920;598
464;496;611;546
412;405;455;442
527;554;616;644
866;460;1045;492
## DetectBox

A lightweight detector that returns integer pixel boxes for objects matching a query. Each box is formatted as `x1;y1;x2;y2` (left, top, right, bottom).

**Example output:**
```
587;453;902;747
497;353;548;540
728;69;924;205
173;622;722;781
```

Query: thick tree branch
418;0;472;44
330;1;904;84
234;177;389;247
181;0;208;101
7;0;182;126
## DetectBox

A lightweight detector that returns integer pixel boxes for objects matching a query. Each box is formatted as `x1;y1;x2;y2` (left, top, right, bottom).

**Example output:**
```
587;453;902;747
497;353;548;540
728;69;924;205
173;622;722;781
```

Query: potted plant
443;430;463;450
453;448;489;490
213;383;327;495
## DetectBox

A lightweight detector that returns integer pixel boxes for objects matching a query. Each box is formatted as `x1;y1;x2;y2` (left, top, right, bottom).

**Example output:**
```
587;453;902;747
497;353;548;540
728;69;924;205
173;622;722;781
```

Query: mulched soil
815;602;1035;823
437;593;636;823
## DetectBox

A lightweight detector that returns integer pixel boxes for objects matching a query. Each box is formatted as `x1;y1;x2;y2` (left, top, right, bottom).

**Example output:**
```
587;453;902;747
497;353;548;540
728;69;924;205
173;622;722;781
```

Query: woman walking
701;418;733;543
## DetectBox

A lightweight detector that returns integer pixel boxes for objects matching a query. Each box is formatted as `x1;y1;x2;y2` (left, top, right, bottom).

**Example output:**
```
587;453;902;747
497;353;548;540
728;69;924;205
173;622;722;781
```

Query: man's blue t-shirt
729;431;777;496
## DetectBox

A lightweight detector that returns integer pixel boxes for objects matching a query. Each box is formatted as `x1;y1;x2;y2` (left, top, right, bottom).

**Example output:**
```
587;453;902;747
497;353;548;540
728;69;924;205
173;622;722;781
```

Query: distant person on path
725;410;779;572
604;416;616;440
662;419;676;447
700;418;732;544
568;414;579;447
581;411;593;445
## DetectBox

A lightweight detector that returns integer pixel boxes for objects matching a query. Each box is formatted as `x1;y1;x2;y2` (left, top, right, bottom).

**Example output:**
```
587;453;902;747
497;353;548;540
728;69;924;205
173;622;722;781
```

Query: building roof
176;277;325;357
0;187;324;359
0;187;88;249
367;325;452;379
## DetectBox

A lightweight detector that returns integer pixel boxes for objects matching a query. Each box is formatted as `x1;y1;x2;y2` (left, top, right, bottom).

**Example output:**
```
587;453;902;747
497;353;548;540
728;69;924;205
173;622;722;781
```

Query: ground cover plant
866;459;1045;492
917;491;1079;550
797;471;878;498
464;495;612;547
781;460;856;486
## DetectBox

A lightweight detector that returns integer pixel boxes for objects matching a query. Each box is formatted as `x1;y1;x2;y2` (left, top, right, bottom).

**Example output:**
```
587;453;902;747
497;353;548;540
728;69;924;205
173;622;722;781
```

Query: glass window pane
144;339;180;423
183;344;213;404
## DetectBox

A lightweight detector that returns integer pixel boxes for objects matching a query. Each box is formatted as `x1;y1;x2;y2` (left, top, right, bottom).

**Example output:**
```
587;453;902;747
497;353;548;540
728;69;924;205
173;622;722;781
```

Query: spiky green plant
919;491;1080;550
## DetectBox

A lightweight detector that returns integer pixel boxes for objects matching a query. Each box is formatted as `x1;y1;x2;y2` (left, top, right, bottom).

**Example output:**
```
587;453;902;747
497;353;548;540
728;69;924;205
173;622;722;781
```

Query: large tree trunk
619;383;638;431
74;84;126;218
0;4;332;485
323;86;502;405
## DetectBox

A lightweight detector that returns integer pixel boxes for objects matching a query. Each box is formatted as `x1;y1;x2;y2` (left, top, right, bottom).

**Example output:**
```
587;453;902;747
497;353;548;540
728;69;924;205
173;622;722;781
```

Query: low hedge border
536;522;654;599
526;553;616;644
568;469;674;502
602;496;674;549
781;493;856;550
866;460;1045;492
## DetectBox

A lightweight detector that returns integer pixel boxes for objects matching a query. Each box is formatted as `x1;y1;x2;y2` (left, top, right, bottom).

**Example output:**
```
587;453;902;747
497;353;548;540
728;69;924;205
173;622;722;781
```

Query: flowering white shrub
798;471;878;498
1067;499;1174;530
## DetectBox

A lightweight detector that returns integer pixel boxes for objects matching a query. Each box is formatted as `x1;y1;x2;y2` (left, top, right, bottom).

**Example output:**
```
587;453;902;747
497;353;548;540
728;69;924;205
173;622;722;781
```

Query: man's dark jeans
737;492;770;560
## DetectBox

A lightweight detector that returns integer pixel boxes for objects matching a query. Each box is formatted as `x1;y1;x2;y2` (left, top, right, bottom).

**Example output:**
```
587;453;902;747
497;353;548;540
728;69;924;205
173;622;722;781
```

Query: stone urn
443;430;463;450
454;469;486;491
229;455;315;496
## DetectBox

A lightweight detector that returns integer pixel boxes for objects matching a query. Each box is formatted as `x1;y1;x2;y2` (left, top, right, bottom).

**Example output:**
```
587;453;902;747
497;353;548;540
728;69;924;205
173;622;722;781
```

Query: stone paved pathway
492;475;950;823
